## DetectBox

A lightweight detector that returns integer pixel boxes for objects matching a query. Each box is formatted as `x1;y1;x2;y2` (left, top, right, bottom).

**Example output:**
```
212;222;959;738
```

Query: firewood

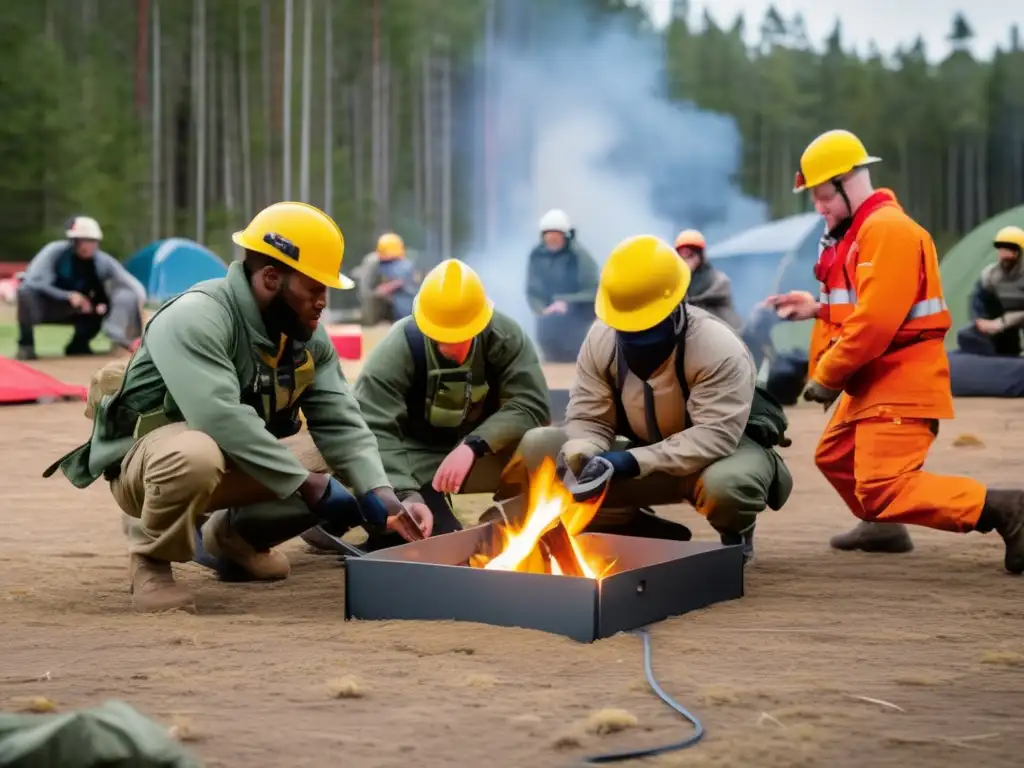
539;520;585;577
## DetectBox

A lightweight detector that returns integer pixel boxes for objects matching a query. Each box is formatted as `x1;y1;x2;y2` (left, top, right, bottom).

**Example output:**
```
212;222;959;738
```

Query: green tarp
0;700;200;768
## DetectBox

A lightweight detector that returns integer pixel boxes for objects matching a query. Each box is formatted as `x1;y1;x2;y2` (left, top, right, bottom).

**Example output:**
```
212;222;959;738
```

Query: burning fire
469;457;617;580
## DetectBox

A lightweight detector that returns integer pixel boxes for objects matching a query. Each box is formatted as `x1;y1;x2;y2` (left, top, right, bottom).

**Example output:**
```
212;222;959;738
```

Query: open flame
469;457;617;580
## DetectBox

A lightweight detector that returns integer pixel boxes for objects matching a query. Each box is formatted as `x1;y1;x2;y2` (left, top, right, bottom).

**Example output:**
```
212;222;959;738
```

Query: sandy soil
2;352;1023;768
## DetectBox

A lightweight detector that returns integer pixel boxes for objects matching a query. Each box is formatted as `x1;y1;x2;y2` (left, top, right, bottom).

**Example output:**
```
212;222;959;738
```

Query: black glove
309;477;388;535
573;455;616;503
802;380;842;409
356;489;393;533
596;450;641;479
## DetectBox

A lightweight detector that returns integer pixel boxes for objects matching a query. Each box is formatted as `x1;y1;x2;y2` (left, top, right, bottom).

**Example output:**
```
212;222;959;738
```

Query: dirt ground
2;351;1023;768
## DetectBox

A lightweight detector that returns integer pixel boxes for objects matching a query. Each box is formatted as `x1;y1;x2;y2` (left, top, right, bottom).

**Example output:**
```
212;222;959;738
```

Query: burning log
467;456;616;579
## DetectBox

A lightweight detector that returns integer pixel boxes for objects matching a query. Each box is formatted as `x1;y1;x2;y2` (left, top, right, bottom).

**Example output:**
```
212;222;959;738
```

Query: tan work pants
112;423;327;563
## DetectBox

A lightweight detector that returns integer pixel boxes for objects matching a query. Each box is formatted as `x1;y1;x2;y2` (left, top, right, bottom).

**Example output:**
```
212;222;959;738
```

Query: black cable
582;627;705;764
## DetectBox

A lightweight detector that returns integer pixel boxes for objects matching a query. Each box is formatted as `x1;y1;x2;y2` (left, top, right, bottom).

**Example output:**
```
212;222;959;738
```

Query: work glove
573;455;616;503
802;380;842;409
595;450;641;480
309;477;367;535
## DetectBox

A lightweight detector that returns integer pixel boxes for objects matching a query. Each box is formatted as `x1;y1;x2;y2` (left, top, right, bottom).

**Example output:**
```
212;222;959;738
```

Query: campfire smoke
469;458;617;579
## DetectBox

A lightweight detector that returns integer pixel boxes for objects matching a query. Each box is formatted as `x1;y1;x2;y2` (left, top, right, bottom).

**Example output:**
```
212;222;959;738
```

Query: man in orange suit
768;129;1024;574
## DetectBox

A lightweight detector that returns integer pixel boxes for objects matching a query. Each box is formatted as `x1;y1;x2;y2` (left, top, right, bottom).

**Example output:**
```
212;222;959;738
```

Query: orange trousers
814;404;986;533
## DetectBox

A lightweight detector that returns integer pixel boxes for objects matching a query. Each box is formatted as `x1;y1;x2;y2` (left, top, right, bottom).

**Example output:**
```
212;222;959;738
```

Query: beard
263;288;314;342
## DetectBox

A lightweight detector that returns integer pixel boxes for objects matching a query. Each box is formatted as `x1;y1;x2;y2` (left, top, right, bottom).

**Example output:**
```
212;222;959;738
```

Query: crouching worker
505;235;793;563
43;202;432;613
303;259;551;552
17;216;146;360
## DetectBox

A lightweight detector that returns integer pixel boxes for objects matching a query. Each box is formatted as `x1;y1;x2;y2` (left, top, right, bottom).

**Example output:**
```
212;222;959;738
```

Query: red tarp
0;356;87;405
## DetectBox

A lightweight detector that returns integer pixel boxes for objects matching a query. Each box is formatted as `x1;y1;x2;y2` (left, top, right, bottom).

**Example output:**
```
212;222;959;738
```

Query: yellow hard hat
674;229;705;250
793;130;881;192
232;201;354;289
994;225;1024;251
413;259;494;344
376;232;405;261
596;235;691;332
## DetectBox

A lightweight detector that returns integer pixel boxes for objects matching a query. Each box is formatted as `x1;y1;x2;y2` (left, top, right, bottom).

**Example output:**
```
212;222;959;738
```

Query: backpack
402;321;501;446
611;306;791;450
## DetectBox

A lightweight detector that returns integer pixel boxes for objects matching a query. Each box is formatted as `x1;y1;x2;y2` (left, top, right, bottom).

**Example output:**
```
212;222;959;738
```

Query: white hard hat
65;216;103;241
539;209;571;234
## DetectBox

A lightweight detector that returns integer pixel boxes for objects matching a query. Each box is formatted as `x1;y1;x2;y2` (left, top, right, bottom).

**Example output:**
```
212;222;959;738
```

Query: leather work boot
128;554;196;613
829;521;914;553
978;489;1024;574
201;510;291;581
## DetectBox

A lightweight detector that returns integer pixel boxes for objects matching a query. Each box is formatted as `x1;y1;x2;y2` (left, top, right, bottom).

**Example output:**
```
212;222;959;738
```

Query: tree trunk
222;53;236;217
371;0;382;230
261;0;274;207
412;68;424;227
299;0;313;203
150;0;162;240
352;83;364;211
323;0;333;215
282;0;294;199
239;1;254;219
440;44;452;260
193;0;206;243
136;0;150;118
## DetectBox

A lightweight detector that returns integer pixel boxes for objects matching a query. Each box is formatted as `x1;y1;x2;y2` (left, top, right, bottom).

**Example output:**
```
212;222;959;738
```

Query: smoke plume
462;3;768;332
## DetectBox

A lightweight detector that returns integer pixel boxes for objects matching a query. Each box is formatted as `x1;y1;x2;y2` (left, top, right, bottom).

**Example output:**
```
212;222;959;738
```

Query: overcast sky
641;0;1019;62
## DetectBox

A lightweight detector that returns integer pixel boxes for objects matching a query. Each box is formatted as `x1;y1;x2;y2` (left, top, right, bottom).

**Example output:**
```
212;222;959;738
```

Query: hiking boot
979;489;1024;574
128;554;196;613
15;345;37;361
830;521;914;553
200;510;291;581
720;528;755;565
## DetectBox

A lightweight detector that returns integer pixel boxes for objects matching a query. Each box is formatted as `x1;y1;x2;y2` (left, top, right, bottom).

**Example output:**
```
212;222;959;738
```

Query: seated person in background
955;226;1024;357
302;259;551;552
675;229;743;332
527;209;600;363
16;216;146;360
357;232;419;325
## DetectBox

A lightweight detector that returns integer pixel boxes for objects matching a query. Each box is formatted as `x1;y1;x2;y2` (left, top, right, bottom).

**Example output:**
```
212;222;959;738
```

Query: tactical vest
46;284;320;488
402;322;500;447
127;287;317;443
610;306;790;451
986;262;1024;313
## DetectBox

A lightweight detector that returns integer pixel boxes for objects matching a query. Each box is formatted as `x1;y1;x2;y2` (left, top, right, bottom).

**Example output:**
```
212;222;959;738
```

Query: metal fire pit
344;523;744;643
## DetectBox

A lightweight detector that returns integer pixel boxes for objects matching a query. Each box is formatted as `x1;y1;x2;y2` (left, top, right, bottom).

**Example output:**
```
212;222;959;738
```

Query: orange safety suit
809;189;985;533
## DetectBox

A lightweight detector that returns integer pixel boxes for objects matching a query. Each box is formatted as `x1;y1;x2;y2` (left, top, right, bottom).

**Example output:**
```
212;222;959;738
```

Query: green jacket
44;262;390;498
352;312;551;492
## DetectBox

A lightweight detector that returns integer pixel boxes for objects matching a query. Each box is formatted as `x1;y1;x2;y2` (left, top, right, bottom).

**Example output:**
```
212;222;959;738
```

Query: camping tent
0;357;86;405
704;211;824;352
935;204;1024;348
124;238;227;305
705;212;823;318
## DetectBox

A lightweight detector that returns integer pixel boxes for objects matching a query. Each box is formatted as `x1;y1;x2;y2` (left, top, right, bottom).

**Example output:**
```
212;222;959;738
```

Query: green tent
938;204;1024;348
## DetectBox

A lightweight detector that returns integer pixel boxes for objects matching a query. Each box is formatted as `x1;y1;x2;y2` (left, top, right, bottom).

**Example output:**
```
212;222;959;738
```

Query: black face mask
263;286;314;343
618;307;681;381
